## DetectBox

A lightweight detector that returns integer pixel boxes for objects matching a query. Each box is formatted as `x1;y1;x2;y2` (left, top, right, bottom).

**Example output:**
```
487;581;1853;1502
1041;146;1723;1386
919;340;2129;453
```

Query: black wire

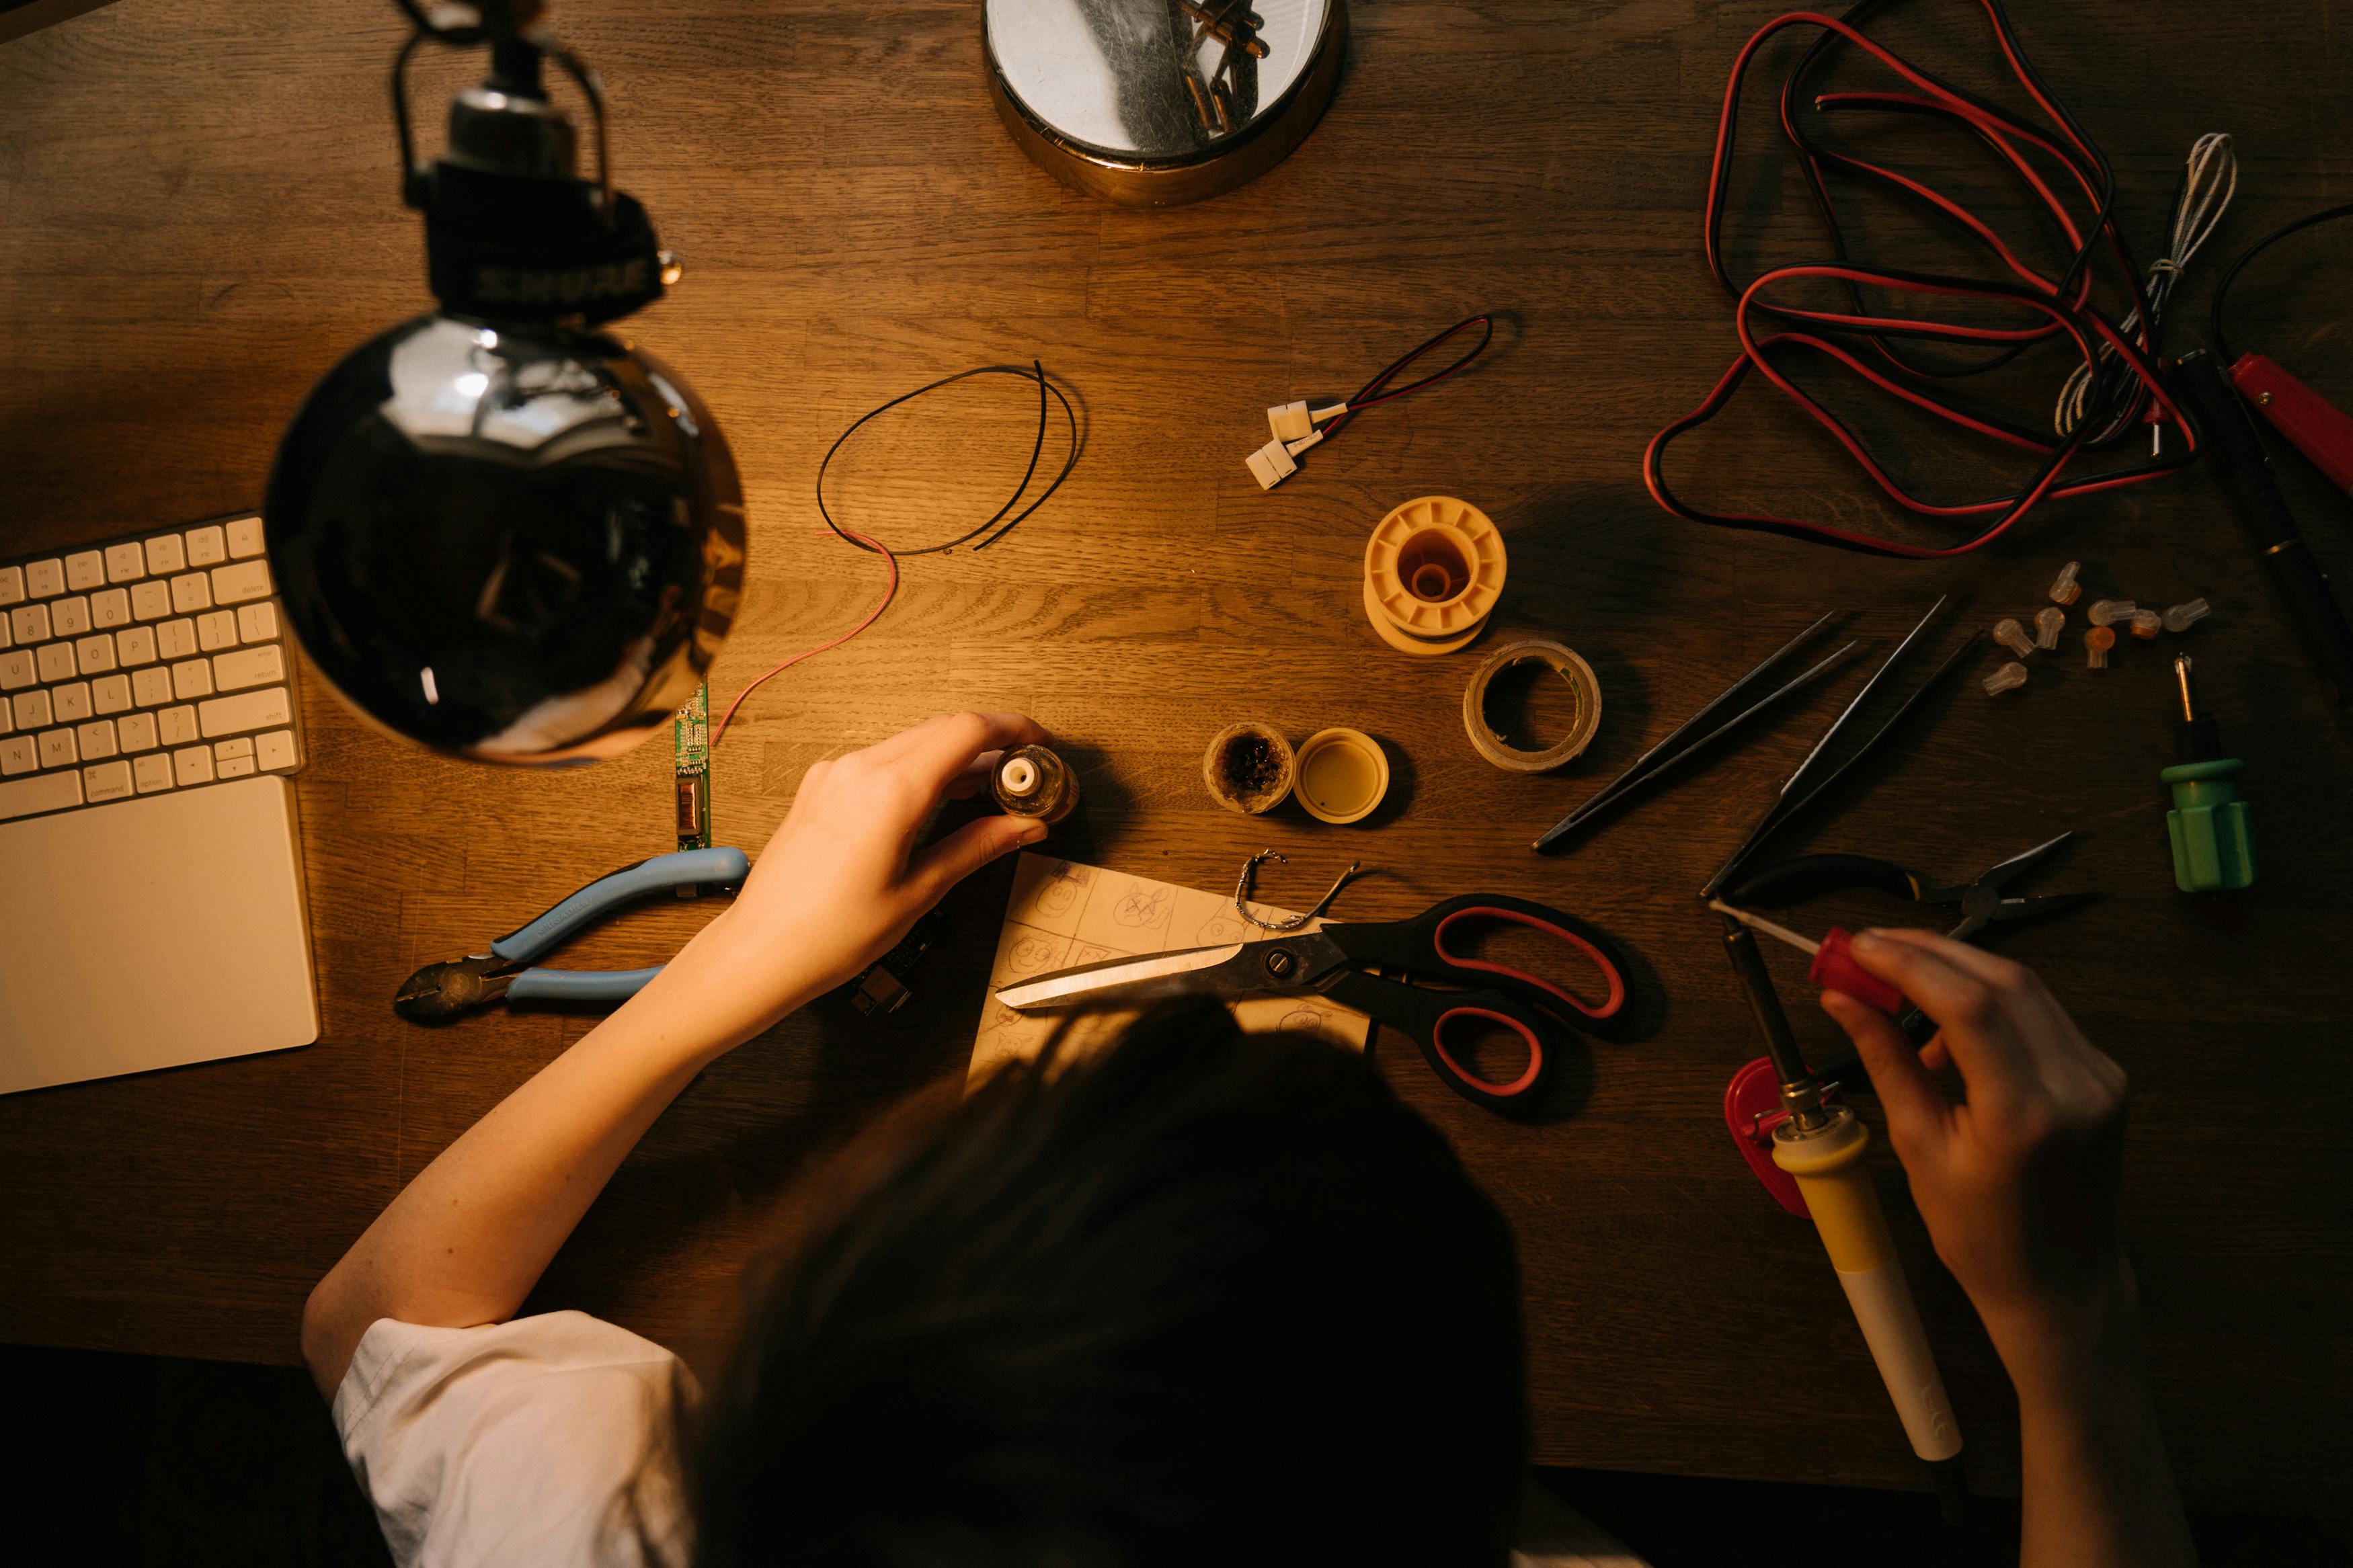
2208;202;2353;365
817;362;1078;556
1326;316;1494;440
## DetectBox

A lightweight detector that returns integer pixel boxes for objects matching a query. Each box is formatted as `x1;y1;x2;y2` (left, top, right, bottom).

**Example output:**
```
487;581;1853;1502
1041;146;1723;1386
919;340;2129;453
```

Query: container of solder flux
1362;495;1506;656
994;743;1079;824
1293;728;1389;824
1203;721;1296;815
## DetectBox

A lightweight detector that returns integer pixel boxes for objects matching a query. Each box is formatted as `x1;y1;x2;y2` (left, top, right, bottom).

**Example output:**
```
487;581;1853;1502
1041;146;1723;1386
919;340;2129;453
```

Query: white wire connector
1244;428;1327;491
2163;597;2211;634
2053;131;2237;449
2035;606;2065;649
1984;661;2028;696
1267;401;1348;443
1994;618;2036;658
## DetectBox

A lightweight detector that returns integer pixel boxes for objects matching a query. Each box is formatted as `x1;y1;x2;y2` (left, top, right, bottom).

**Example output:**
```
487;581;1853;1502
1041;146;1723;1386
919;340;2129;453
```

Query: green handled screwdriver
2163;655;2256;892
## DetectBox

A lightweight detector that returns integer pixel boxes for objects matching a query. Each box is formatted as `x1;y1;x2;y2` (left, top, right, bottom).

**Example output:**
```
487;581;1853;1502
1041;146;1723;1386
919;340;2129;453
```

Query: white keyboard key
170;572;212;614
156;618;197;659
145;534;186;575
173;745;214;786
132;751;174;792
38;727;78;769
1;650;36;690
130;579;172;621
158;704;198;746
198;686;292;739
0;617;9;652
36;643;76;684
75;635;116;673
196;610;239;651
255;728;297;772
91;587;131;629
52;595;90;637
0;766;79;817
213;645;284;692
214;737;256;778
117;710;157;752
184;526;227;567
237;602;279;643
214;735;254;761
171;659;214;700
105;542;147;583
83;758;134;802
91;673;132;715
0;566;21;606
25;559;64;597
116;626;157;666
11;604;50;644
210;559;272;604
78;719;118;759
132;667;174;708
0;735;34;775
65;550;106;591
226;517;266;559
15;690;53;731
52;682;91;723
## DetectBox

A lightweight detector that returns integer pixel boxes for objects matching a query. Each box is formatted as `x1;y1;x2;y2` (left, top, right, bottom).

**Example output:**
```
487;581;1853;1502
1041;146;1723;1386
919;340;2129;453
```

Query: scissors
994;894;1631;1112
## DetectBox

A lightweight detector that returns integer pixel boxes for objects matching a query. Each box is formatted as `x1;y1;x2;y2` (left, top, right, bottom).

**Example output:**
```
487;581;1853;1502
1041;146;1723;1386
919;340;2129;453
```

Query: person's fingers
1822;989;1952;1157
1862;925;2028;987
908;813;1047;902
1917;1034;1952;1073
1845;927;2033;1083
941;751;1004;801
869;712;1047;779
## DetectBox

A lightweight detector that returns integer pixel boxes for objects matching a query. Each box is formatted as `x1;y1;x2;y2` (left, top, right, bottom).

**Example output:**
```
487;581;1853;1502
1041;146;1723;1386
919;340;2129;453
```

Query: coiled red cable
1647;1;2198;558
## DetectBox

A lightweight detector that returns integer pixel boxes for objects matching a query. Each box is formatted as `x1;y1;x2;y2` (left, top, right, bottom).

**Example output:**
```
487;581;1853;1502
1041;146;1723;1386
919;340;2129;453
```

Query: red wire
709;525;900;750
1661;3;2192;556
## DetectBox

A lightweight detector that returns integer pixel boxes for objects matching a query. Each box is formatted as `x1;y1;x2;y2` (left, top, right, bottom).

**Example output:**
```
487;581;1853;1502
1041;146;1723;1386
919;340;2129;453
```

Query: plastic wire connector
1993;618;2035;658
2035;606;2065;649
2163;598;2211;633
1984;661;2028;696
2130;608;2163;639
2088;598;2137;627
1268;400;1315;442
1246;437;1298;490
2050;561;2083;605
2086;626;2116;669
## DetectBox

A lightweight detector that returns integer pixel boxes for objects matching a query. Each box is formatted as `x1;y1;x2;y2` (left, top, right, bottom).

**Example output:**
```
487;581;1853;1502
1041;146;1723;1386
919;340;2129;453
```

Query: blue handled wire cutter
394;847;748;1022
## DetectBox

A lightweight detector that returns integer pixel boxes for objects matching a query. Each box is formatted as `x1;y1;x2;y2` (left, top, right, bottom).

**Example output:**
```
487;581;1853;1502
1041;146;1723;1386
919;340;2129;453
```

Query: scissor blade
996;942;1250;1011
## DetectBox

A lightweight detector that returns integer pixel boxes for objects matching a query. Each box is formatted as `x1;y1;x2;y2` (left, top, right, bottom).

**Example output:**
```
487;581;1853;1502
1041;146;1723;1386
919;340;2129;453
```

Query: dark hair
680;1005;1526;1568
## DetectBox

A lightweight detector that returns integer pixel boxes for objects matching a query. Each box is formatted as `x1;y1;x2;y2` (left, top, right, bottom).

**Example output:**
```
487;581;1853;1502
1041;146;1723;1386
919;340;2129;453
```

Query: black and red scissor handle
1314;895;1632;1111
1318;894;1631;1022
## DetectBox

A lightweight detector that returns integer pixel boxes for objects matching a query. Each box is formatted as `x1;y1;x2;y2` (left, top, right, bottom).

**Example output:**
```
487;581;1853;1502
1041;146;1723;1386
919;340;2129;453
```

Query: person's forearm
1995;1276;2198;1568
301;913;815;1395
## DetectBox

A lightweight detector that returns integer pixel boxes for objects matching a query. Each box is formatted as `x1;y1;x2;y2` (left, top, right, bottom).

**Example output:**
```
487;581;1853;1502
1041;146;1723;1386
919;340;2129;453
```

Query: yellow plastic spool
1361;495;1507;657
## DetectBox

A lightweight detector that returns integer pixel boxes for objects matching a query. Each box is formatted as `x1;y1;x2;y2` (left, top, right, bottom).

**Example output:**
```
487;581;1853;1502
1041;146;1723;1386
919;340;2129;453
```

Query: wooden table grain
3;0;2348;1514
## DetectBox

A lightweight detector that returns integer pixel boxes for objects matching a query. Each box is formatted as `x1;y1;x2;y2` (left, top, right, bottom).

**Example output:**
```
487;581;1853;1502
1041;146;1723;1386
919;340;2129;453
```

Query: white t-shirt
333;1311;692;1568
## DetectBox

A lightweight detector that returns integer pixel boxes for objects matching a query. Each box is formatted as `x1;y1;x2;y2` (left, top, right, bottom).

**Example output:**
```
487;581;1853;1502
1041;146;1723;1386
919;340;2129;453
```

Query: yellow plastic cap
1293;728;1390;824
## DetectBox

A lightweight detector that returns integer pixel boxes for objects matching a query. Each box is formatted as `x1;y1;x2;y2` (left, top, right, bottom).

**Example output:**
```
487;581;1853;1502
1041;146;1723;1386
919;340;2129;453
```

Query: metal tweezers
1533;611;1860;853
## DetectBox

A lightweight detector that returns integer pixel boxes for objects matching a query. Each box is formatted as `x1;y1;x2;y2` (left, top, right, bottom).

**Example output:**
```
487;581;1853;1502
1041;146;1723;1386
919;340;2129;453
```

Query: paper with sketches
968;852;1374;1083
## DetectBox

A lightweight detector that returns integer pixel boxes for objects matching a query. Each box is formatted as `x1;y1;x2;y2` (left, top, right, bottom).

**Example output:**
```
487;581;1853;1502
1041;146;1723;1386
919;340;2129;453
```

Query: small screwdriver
1706;900;1905;1014
2162;654;2256;891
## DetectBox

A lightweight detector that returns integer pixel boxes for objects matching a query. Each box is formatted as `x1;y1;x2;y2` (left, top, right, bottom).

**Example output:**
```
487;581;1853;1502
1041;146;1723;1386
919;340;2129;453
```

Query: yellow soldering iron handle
1774;1108;1962;1464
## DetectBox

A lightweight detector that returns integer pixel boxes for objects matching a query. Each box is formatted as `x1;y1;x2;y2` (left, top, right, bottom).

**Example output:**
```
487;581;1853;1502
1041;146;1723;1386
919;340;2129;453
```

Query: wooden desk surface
3;0;2348;1513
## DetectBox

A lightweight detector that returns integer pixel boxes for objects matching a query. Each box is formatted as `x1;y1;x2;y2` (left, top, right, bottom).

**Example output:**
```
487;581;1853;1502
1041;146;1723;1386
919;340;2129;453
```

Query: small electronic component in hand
674;683;711;855
848;909;949;1018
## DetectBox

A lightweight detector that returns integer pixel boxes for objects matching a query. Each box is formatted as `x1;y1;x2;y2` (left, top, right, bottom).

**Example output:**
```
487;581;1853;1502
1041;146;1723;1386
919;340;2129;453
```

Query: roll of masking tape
1462;639;1602;772
1361;495;1506;656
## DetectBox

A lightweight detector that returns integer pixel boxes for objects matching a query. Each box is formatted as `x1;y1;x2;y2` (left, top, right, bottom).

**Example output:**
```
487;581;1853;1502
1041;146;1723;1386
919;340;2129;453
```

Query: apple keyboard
0;513;303;822
0;513;317;1092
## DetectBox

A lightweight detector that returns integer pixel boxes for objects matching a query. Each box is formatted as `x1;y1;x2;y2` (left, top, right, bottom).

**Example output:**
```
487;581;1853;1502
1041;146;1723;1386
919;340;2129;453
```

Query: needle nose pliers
395;846;749;1023
1719;831;2095;942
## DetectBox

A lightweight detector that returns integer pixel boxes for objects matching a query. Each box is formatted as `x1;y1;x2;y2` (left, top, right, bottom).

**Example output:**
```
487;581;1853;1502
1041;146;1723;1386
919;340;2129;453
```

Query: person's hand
1821;929;2132;1357
678;712;1052;1042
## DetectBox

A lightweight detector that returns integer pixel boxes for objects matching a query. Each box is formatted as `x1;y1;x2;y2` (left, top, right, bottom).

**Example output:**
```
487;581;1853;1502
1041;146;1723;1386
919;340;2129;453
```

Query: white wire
2053;131;2237;444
